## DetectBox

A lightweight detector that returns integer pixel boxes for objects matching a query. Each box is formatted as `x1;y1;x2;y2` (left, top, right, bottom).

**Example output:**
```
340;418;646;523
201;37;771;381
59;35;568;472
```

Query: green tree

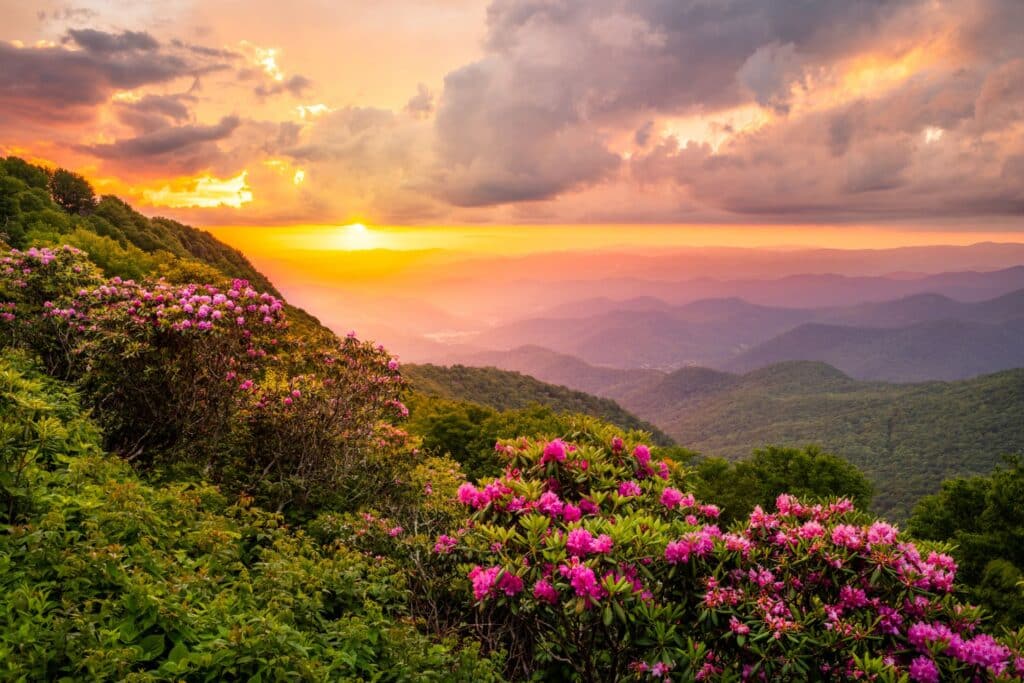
909;456;1024;628
692;445;874;524
48;168;96;215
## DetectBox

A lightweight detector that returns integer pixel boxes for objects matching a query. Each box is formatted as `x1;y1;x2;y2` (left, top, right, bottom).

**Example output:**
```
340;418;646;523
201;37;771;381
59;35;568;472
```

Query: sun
337;222;379;250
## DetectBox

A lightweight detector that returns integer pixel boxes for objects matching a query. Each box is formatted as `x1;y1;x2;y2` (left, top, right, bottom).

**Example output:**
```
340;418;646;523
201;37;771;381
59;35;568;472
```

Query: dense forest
464;345;1024;520
2;157;1023;681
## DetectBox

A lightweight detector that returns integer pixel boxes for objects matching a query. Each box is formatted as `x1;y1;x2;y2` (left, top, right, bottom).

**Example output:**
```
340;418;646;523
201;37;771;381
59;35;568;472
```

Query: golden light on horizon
336;223;381;250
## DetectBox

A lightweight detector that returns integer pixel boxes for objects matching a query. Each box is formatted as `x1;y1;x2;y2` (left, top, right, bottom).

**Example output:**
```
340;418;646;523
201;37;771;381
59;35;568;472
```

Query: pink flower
388;526;403;537
541;439;567;464
592;534;614;554
566;528;595;556
908;656;939;683
651;662;672;678
560;562;605;604
656;461;670;479
729;616;750;635
468;565;501;601
660;486;683;509
537;491;564;517
618;480;642;497
533;579;559;604
633;444;651;466
611;436;624;453
497;572;524;596
867;521;898;546
798;521;825;539
830;524;863;550
699;504;721;518
561;503;582;522
665;539;691;564
433;535;457;554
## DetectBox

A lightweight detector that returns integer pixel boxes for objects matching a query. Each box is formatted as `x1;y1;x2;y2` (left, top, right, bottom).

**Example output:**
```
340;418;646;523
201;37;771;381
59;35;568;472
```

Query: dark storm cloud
79;116;240;159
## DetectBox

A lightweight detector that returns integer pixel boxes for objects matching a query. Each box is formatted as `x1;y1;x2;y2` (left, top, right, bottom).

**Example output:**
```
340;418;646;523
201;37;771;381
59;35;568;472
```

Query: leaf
168;640;189;664
139;633;165;661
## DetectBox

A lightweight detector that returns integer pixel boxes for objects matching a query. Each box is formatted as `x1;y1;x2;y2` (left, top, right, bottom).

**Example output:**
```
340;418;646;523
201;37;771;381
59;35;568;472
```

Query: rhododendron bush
0;245;409;513
438;434;1024;681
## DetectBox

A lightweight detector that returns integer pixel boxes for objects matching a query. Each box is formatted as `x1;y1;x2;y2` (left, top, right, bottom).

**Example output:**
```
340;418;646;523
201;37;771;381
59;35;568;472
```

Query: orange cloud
141;171;254;208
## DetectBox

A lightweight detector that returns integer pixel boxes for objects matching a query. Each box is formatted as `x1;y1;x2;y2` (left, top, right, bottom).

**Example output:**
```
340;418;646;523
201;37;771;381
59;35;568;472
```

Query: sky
1;0;1023;245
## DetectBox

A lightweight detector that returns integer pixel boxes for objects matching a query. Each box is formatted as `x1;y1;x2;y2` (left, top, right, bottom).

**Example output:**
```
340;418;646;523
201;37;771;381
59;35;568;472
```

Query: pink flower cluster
47;277;286;335
468;565;523;601
565;528;613;557
457;480;511;510
664;526;719;564
908;622;1018;677
443;436;1024;681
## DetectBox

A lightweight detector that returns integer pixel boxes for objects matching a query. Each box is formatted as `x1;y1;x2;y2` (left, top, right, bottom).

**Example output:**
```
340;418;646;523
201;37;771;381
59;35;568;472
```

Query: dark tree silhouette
48;168;96;215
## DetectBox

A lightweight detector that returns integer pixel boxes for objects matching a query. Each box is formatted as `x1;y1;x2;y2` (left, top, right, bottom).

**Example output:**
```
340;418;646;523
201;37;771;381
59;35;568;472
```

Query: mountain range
452;286;1024;382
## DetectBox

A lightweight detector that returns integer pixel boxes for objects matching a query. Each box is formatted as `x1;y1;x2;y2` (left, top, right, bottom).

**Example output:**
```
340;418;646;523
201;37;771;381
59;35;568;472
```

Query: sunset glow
0;0;1018;239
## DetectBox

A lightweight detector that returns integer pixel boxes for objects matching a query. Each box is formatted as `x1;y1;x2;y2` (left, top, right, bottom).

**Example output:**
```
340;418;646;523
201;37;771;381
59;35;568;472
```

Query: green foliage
909;457;1024;628
631;360;1024;519
407;395;667;482
406;363;672;445
61;227;166;280
48;168;97;215
0;353;500;681
690;445;874;524
0;350;102;522
0;157;277;295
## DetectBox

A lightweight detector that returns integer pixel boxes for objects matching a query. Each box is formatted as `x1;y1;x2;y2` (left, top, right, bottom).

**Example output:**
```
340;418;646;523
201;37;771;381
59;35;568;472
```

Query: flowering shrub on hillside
439;433;1024;681
0;245;408;513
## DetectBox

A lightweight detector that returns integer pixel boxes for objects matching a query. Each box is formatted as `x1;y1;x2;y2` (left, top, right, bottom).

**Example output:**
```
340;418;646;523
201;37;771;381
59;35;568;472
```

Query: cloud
634;120;654;147
428;0;933;208
254;74;312;98
0;29;229;123
113;93;195;133
405;83;434;119
64;28;159;53
79;115;240;159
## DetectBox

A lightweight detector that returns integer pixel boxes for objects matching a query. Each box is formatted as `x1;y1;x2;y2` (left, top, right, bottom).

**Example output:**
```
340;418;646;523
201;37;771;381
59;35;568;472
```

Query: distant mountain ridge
456;286;1024;381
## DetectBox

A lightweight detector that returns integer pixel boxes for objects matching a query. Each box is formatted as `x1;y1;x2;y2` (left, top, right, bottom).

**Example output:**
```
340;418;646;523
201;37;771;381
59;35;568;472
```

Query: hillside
404;362;672;445
627;362;1024;519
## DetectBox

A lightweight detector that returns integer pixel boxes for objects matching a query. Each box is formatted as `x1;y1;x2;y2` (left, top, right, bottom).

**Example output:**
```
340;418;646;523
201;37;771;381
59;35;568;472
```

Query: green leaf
139;633;165;661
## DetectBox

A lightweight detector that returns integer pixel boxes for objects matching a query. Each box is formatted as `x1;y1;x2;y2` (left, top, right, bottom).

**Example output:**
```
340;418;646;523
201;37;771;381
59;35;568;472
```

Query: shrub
0;352;502;681
437;431;1024;681
0;245;409;514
